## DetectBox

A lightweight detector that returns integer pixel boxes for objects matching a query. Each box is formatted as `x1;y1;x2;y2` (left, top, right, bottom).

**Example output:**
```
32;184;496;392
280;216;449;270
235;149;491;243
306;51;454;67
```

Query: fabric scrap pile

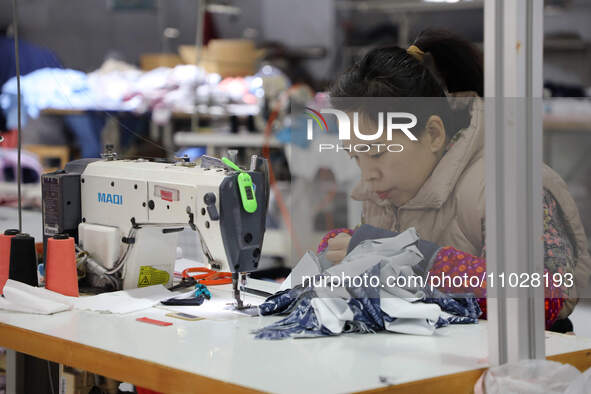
254;228;481;340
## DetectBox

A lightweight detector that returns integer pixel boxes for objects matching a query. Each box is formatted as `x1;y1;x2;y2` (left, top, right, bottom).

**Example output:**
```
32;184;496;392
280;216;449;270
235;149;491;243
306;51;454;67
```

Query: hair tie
406;45;425;62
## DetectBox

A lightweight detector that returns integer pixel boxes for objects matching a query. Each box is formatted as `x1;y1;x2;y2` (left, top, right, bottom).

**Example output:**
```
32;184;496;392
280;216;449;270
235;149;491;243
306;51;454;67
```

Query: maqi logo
98;192;123;205
305;107;418;153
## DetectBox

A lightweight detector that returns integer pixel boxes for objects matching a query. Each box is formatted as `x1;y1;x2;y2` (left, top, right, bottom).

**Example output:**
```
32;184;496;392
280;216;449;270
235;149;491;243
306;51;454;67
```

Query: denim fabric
255;284;480;340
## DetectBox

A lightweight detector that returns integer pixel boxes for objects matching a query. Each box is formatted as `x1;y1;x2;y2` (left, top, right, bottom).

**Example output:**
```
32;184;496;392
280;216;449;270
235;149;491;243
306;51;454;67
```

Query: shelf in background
336;0;484;13
544;115;591;133
545;38;590;52
174;131;282;148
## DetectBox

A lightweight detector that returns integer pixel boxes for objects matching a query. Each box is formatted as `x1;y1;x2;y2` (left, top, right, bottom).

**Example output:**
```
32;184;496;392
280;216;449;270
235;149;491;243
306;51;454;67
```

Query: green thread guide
222;157;257;213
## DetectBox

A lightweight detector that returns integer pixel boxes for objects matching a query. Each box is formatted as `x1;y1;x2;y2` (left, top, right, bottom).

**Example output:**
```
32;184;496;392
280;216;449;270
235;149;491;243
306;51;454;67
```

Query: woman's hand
326;232;352;264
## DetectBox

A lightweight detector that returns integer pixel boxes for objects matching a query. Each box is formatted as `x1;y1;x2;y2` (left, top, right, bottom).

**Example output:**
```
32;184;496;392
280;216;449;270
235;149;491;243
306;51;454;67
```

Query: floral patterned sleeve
428;190;573;330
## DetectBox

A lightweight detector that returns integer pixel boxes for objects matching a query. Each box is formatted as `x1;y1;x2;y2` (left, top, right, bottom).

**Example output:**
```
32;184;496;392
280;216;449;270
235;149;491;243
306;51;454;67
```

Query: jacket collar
351;98;484;210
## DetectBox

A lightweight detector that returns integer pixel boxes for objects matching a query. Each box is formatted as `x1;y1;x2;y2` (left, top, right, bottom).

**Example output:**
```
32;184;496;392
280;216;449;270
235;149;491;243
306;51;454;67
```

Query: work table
2;284;591;393
1;207;591;392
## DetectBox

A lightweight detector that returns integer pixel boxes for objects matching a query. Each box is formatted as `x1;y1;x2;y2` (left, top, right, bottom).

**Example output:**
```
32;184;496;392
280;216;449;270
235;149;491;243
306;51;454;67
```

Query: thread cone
9;233;38;287
45;235;79;297
0;229;20;293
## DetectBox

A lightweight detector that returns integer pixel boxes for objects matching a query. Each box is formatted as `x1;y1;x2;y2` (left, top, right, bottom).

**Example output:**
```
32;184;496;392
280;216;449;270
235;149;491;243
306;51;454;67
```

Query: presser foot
232;275;245;309
230;281;258;312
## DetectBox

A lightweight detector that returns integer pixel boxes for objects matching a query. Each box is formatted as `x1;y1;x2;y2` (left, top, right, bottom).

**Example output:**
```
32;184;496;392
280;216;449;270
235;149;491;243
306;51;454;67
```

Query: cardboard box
179;39;264;77
140;53;184;71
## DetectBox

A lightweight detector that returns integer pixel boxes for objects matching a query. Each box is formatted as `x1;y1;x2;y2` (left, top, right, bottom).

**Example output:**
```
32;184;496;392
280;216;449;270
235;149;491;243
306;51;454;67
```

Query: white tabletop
2;284;591;393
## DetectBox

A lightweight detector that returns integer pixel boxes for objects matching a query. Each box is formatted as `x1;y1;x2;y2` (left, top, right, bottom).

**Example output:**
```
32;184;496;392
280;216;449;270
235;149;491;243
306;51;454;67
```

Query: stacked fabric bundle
0;63;269;130
254;228;481;339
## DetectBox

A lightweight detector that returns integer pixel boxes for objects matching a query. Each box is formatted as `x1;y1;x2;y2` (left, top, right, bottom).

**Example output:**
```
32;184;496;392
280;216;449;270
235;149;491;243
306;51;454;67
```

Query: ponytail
413;29;483;97
330;29;483;139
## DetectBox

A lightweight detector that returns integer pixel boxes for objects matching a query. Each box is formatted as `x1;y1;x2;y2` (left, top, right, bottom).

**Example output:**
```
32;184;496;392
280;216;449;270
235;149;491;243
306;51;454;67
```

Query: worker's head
330;29;483;206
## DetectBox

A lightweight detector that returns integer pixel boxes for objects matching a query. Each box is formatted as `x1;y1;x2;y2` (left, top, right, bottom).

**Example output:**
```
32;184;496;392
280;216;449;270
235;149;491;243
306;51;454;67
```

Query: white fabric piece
4;279;75;305
380;297;441;320
475;359;581;394
310;297;354;334
564;365;591;394
384;318;437;336
314;284;350;300
380;297;441;335
347;228;420;260
0;280;172;315
0;279;73;314
73;285;172;314
309;294;441;336
279;251;322;292
281;228;459;336
0;292;69;314
326;229;422;279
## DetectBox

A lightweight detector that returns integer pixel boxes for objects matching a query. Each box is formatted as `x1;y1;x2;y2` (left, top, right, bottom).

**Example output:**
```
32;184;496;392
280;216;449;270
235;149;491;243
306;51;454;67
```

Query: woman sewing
319;29;591;333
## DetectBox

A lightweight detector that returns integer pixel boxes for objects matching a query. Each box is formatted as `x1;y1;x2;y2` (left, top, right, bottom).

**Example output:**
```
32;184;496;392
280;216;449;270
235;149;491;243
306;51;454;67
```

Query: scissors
170;267;233;291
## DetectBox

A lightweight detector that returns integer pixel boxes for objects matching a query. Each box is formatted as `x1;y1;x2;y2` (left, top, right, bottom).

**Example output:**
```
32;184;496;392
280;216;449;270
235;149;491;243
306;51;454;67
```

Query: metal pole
484;0;545;365
12;0;22;233
6;350;24;394
191;0;206;132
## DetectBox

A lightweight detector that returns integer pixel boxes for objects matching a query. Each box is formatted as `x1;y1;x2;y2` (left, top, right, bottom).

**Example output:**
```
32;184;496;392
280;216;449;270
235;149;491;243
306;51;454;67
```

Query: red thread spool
0;229;19;294
45;234;79;297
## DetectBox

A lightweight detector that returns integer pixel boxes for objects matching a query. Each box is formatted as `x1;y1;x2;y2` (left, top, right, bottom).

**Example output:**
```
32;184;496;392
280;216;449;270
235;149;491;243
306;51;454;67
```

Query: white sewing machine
41;152;269;305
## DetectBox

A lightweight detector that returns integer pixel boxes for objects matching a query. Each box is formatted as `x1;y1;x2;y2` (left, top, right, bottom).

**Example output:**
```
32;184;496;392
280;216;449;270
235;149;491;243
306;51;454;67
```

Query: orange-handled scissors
182;267;233;286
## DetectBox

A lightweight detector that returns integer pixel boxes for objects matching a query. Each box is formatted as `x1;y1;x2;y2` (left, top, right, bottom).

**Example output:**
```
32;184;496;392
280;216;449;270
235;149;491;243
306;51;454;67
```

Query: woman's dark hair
330;29;483;139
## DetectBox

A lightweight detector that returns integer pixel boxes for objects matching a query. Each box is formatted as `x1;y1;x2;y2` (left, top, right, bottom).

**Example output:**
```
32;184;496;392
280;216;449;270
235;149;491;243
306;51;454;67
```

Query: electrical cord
103;227;137;276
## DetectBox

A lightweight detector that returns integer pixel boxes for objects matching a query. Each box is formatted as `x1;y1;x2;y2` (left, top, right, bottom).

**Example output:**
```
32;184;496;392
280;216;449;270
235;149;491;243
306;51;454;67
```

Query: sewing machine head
41;154;269;293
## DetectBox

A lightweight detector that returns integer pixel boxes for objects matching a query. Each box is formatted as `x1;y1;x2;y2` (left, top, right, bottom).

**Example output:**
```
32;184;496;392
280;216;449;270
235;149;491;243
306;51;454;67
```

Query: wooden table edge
2;322;591;394
0;323;260;394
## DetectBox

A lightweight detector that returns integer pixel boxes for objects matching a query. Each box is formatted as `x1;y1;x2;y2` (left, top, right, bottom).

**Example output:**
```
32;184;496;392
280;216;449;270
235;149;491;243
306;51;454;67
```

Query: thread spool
0;229;19;293
45;234;78;297
9;233;38;287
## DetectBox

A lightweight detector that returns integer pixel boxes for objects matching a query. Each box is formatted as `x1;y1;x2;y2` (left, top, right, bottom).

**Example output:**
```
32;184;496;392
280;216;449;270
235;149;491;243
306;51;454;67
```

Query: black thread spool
9;233;38;286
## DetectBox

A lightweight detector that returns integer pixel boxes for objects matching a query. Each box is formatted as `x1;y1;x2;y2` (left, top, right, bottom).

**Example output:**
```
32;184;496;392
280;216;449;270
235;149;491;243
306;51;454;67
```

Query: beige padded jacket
351;99;591;318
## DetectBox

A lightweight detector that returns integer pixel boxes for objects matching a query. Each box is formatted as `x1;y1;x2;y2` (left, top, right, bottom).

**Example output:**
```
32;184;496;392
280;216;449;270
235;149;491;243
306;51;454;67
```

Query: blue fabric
254;228;481;339
255;281;481;340
423;287;482;328
1;68;94;130
63;113;106;158
256;287;333;339
0;37;62;91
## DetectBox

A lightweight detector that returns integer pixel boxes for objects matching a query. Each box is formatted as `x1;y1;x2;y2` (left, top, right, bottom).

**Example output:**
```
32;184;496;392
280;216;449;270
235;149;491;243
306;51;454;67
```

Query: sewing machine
41;151;269;306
